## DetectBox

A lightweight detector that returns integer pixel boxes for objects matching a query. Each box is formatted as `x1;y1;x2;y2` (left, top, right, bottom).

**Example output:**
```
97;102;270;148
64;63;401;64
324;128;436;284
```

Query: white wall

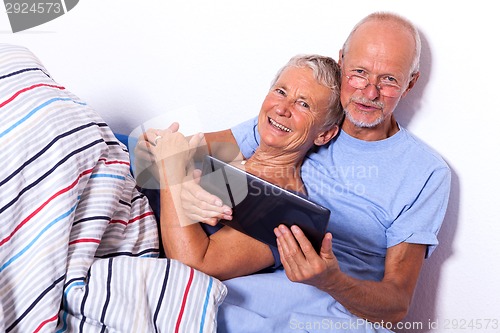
1;1;498;331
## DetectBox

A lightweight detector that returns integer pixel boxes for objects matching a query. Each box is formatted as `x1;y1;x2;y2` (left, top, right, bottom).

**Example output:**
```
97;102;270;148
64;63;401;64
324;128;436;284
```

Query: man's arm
274;225;425;324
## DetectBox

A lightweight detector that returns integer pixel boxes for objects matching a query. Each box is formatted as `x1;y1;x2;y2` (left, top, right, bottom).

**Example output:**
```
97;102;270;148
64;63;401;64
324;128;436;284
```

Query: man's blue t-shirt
231;117;451;281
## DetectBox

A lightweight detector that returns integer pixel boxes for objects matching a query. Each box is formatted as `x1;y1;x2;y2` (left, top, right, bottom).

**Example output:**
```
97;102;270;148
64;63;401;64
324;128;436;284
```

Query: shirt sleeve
230;117;260;159
269;246;282;269
386;165;451;258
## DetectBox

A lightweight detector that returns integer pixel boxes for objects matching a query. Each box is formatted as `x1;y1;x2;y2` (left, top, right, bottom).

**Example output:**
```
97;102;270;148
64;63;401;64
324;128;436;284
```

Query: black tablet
200;155;330;253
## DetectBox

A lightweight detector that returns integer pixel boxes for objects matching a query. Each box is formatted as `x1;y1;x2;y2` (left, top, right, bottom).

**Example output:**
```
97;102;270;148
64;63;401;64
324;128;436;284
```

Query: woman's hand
180;168;233;226
137;122;203;185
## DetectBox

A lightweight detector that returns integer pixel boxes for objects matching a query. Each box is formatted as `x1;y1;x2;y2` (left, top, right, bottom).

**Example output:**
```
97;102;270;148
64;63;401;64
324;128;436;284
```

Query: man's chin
345;111;383;128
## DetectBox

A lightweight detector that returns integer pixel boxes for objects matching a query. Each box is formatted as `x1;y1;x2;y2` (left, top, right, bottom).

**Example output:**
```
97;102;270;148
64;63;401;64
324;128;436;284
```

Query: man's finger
290;225;317;259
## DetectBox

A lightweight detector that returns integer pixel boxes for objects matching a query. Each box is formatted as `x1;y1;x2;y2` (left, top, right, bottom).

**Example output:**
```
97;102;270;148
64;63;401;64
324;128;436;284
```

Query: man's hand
180;168;233;226
274;224;341;290
275;224;427;324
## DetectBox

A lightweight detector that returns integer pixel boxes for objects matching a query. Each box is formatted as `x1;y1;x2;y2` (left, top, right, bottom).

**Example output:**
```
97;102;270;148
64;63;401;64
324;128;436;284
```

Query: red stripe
109;219;127;226
98;158;130;166
175;267;194;333
68;238;101;246
109;211;155;226
129;211;155;223
0;168;93;246
0;83;65;109
33;312;58;333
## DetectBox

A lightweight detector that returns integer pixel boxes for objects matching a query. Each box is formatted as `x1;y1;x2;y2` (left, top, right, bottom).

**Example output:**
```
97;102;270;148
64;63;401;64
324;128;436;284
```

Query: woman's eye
298;101;310;109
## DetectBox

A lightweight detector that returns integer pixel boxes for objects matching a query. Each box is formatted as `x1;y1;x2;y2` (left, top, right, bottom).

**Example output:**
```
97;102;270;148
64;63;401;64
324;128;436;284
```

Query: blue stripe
199;277;214;333
0;97;86;139
90;174;126;181
56;277;86;333
65;280;86;294
0;203;77;273
141;253;158;258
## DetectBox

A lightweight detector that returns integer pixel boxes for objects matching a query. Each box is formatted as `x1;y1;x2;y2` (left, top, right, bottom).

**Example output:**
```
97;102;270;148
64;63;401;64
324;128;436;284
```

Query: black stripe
99;258;113;333
79;265;92;333
153;258;171;332
106;139;128;152
0;138;104;215
73;216;111;226
0;122;98;188
63;277;85;290
6;274;66;332
0;67;50;81
131;193;147;203
118;199;132;208
95;248;160;259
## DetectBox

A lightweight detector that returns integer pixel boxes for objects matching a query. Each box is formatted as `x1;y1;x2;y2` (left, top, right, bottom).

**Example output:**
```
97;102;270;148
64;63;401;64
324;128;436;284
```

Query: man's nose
362;80;381;100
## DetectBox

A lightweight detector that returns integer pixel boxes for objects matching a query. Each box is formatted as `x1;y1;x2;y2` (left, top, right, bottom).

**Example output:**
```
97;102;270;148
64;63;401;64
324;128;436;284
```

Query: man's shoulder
400;127;449;170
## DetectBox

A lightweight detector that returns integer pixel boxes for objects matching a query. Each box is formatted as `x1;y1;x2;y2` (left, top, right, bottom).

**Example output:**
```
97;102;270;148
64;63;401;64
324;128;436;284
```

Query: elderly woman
144;54;343;280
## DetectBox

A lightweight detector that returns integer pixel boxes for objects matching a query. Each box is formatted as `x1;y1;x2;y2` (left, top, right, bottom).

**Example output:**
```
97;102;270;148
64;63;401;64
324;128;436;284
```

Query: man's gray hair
342;12;421;75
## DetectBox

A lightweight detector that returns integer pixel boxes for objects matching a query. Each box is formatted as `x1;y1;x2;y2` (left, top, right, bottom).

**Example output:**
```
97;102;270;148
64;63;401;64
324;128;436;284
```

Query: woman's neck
240;148;307;194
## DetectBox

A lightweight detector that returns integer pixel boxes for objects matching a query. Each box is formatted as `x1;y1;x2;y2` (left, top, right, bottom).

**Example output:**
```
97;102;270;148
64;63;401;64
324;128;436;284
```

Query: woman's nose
275;101;292;117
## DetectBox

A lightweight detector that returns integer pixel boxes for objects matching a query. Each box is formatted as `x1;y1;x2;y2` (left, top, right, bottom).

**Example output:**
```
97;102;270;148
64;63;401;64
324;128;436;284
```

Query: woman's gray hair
342;12;421;75
270;54;343;131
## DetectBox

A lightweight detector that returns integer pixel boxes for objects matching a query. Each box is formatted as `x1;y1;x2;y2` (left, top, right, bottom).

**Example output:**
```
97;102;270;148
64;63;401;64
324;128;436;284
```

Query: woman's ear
314;124;339;146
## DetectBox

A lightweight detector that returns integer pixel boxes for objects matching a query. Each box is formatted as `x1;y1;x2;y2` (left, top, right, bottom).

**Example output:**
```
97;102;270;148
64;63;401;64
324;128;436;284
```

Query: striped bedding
0;44;226;332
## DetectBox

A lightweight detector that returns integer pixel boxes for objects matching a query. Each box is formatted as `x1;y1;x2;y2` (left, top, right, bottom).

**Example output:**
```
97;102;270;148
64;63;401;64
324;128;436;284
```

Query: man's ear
314;124;339;146
402;71;420;97
338;49;344;66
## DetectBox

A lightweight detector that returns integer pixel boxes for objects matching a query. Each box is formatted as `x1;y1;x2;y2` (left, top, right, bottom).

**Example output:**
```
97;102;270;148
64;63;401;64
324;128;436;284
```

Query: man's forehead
343;27;414;74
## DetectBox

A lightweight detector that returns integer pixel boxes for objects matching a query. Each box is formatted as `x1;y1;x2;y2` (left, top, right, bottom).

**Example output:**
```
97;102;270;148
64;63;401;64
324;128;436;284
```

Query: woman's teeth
269;118;291;132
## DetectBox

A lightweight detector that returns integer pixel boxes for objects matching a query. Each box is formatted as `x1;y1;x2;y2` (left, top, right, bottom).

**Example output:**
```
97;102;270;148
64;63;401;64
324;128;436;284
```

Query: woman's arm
150;127;274;280
193;129;242;163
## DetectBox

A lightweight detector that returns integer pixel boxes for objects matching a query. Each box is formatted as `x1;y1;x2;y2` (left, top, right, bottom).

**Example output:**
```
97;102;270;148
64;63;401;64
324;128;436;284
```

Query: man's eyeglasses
345;73;403;98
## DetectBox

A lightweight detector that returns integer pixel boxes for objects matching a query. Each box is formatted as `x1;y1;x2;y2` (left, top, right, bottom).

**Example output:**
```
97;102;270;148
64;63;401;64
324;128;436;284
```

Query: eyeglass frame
343;70;410;98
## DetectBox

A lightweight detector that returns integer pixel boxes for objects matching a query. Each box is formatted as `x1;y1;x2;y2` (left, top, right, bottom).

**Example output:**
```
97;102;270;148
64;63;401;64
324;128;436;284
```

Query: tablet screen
200;155;330;253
